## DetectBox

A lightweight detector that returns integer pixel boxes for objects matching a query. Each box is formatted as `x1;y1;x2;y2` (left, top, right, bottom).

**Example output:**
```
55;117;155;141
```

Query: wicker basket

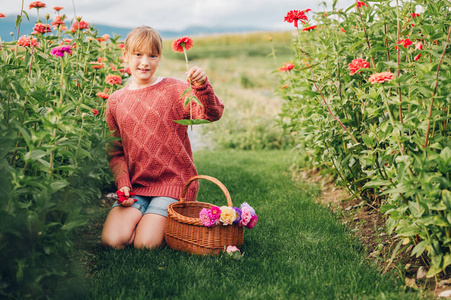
164;175;244;255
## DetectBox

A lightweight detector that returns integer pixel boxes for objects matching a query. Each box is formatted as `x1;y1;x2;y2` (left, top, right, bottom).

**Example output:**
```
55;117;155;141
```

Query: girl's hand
187;66;207;86
117;186;134;207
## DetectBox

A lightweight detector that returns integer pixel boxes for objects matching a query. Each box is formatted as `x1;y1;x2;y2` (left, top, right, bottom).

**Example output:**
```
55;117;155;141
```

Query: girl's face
123;48;161;89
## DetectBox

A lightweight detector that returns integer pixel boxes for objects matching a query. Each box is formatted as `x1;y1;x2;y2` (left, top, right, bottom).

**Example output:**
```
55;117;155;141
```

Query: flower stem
15;0;24;55
183;48;193;130
355;0;376;69
60;56;64;104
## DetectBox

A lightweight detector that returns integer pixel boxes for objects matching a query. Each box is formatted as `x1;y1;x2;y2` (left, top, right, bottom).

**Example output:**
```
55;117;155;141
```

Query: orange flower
70;20;90;33
17;35;39;47
32;23;52;34
171;36;193;53
368;71;394;84
348;58;370;76
0;13;5;18
89;61;104;69
105;74;122;86
414;53;421;61
97;57;106;63
51;15;66;29
53;6;63;12
284;10;309;28
96;34;110;42
278;62;295;72
29;1;46;9
96;92;109;99
302;25;317;32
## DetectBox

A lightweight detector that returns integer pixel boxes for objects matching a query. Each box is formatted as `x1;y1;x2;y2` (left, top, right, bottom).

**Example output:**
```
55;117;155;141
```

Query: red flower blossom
396;38;413;49
415;42;423;50
51;15;66;29
70;20;90;33
118;43;125;49
411;13;419;19
96;92;109;99
278;62;295;72
97;57;106;63
0;13;5;18
92;109;99;116
340;28;346;32
17;35;39;47
29;1;46;9
281;85;288;89
284;10;309;28
368;71;394;84
348;58;370;76
357;1;366;8
32;22;52;34
414;53;421;61
50;45;72;57
53;6;63;12
89;61;104;69
119;67;131;75
96;34;110;42
105;74;122;85
302;25;317;32
171;36;193;53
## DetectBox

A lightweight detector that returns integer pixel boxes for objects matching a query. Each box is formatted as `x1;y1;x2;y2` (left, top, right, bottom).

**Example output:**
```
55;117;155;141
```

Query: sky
2;0;355;31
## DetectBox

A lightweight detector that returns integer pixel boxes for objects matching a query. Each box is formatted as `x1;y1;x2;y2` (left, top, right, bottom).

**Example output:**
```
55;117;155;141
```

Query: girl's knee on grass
101;206;142;249
133;213;167;249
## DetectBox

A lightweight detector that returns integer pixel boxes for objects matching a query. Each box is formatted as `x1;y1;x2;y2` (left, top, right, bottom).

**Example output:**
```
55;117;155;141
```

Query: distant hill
0;16;270;42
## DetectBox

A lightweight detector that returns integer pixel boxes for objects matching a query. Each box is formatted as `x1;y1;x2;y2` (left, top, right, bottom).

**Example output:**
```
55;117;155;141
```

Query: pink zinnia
53;6;64;12
96;92;109;99
89;61;104;69
50;45;72;57
17;35;39;47
32;23;52;34
415;42;423;50
284;10;309;28
51;15;66;29
368;71;394;84
348;58;370;76
210;206;221;221
239;206;252;226
70;20;90;33
29;1;46;9
245;215;258;229
105;74;122;86
278;62;295;72
171;36;193;53
199;208;215;227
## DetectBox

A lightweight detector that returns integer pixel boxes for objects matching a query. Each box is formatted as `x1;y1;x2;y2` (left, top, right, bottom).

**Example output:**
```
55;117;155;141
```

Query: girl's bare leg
101;206;142;249
133;214;167;249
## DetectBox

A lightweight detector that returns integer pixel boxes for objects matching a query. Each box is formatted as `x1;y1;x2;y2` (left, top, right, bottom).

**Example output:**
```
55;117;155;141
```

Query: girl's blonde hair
124;26;163;56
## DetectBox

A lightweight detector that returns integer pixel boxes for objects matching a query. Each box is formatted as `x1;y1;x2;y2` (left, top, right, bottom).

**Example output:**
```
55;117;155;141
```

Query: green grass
85;150;418;299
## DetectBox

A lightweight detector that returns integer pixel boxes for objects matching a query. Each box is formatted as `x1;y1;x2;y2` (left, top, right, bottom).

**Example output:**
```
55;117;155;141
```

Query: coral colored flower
414;53;421;61
17;35;38;47
171;36;193;53
368;71;394;84
281;85;288;89
105;74;122;85
348;58;370;76
284;10;309;28
340;28;346;32
357;1;366;7
50;45;72;57
97;57;106;63
70;20;90;33
246;214;258;229
96;92;109;99
29;1;46;9
199;208;215;227
92;109;99;116
226;245;240;254
32;22;52;34
0;13;5;18
51;15;66;29
53;6;63;12
233;207;242;224
415;42;423;50
119;67;131;75
118;43;125;49
96;34;110;42
278;62;295;72
239;206;252;226
89;61;104;69
219;206;237;225
396;38;413;49
303;25;317;32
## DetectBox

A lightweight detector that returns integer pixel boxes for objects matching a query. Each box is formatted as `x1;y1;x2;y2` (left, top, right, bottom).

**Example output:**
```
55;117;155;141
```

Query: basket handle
180;175;233;207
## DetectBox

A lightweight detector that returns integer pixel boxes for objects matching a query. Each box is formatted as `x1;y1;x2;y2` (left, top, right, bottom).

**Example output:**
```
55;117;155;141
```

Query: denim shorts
112;195;178;217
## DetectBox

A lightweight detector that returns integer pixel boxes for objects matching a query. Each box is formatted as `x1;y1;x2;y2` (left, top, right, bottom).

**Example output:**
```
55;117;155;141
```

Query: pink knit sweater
106;77;224;202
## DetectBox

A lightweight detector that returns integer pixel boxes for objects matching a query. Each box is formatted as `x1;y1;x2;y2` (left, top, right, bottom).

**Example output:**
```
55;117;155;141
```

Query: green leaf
173;119;211;125
411;241;427;258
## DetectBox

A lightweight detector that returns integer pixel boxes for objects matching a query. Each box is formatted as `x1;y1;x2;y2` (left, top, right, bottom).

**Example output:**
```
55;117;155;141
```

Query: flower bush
278;0;451;277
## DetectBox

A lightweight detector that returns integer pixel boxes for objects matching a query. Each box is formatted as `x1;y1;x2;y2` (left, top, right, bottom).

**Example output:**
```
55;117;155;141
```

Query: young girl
101;26;224;249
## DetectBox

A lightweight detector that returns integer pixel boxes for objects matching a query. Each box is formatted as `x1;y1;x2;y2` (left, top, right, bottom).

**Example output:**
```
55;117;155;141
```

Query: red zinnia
70;20;90;33
396;38;413;49
32;23;52;34
119;67;131;75
340;28;346;32
29;1;46;9
17;35;39;47
92;109;99;116
96;92;109;99
53;6;63;12
302;25;317;32
0;13;5;18
118;43;125;49
105;74;122;86
171;36;193;53
368;71;394;84
348;58;370;76
414;53;421;61
284;10;309;28
411;13;419;19
51;15;66;29
278;62;295;72
357;1;366;8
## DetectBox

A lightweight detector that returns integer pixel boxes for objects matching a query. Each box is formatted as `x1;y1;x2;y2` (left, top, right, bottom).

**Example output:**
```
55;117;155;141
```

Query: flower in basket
246;215;258;229
233;207;242;225
219;206;237;225
199;208;216;227
225;245;242;260
210;206;221;222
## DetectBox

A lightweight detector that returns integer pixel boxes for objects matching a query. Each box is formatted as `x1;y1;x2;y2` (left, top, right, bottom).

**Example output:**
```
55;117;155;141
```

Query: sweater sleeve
105;96;132;189
184;79;224;122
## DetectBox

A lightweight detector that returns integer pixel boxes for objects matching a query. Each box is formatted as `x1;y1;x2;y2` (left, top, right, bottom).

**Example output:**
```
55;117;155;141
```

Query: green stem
183;48;193;130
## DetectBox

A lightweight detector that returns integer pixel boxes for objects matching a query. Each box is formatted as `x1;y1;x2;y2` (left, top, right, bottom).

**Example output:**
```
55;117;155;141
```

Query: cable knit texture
106;77;224;202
